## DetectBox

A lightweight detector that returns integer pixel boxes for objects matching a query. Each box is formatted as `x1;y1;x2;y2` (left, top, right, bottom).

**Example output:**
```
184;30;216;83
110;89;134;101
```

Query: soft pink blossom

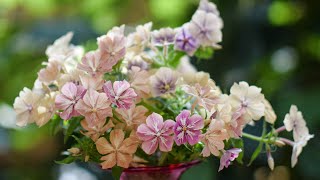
219;148;242;171
81;119;114;142
116;104;148;130
78;51;112;76
128;66;151;99
36;93;56;127
201;119;228;157
80;74;104;91
284;105;309;141
38;60;61;85
136;113;175;154
174;110;204;145
103;80;137;109
55;82;86;120
75;89;112;127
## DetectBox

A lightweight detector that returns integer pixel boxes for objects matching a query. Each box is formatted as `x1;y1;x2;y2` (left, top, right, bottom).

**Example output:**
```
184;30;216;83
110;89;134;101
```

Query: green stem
242;132;269;143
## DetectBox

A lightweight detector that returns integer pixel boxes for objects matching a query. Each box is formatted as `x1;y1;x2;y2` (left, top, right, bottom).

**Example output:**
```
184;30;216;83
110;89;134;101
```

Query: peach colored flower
96;129;138;169
103;80;137;109
229;81;265;121
182;83;221;111
14;88;41;126
201;119;228;157
81;119;114;142
80;74;104;91
78;50;111;76
38;60;61;85
55;82;86;120
136;113;175;155
75;89;112;127
116;104;148;130
128;66;151;99
263;99;277;124
36;93;56;127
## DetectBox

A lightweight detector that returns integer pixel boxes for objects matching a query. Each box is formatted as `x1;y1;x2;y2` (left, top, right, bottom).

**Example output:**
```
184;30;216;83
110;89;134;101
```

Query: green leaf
49;115;62;136
248;141;263;166
168;51;184;68
55;156;76;165
112;166;123;180
64;117;82;143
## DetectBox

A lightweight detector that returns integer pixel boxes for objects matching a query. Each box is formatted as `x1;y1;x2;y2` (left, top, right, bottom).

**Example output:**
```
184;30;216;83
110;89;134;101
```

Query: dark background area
0;0;319;179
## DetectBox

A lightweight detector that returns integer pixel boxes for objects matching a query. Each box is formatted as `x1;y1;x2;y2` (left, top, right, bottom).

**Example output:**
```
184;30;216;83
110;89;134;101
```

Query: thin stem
275;126;286;133
242;132;270;143
278;137;294;146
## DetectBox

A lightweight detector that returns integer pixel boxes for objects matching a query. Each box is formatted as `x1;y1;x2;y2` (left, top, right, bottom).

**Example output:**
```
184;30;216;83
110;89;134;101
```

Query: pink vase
119;160;201;180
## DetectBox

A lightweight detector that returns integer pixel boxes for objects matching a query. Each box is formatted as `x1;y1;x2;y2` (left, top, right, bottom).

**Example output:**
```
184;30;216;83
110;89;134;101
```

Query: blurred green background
0;0;319;179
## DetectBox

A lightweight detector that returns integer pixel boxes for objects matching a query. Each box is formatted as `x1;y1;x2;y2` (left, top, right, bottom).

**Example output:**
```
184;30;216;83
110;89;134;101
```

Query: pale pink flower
14;87;41;126
97;33;126;67
78;51;112;76
284;105;310;141
149;67;178;96
80;74;104;91
229;81;265;121
201;119;228;157
57;69;85;87
177;56;197;74
96;129;138;169
218;148;242;171
116;104;148;130
127;22;153;53
75;89;112;127
182;83;221;111
36;93;56;127
213;104;240;138
55;82;86;120
38;60;61;85
188;10;223;47
127;55;149;71
128;66;151;99
81;119;114;142
103;80;137;109
136;113;175;154
174;110;204;145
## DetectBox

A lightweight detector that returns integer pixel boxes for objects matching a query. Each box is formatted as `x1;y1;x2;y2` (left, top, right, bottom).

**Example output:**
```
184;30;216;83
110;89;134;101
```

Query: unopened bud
274;139;285;147
85;155;90;162
267;152;275;171
67;147;80;156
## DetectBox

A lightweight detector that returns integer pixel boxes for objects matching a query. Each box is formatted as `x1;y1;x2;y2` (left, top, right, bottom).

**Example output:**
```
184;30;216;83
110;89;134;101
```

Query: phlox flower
103;80;137;109
177;56;197;74
291;133;314;167
78;50;112;76
55;82;87;120
81;119;114;142
218;148;242;171
36;93;56;127
80;74;104;91
97;32;126;68
127;22;153;53
38;60;61;85
174;27;198;56
149;67;178;96
182;83;222;112
96;129;139;169
284;105;310;141
188;10;223;48
201;119;228;157
263;99;277;124
174;110;204;145
116;104;148;130
128;66;151;99
229;81;265;121
75;89;112;127
14;87;41;126
198;0;220;15
127;55;149;71
136;113;175;154
152;28;176;46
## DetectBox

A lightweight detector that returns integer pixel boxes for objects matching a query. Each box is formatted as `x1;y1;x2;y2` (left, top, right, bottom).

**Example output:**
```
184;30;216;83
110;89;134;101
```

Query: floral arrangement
13;0;313;179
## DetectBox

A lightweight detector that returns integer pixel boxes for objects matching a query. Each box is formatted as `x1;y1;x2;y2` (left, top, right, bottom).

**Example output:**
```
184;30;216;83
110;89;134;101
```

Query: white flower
13;88;41;126
229;81;265;121
291;133;314;167
284;105;309;141
263;99;277;124
198;0;220;15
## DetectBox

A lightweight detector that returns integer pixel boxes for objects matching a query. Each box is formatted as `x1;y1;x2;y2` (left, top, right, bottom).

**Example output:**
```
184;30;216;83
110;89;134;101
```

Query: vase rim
123;160;201;172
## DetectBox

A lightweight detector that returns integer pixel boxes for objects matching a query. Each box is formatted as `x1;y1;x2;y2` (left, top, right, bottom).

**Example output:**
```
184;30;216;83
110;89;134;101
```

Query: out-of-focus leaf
55;156;76;165
112;166;123;180
195;47;214;60
48;114;62;136
64;117;82;143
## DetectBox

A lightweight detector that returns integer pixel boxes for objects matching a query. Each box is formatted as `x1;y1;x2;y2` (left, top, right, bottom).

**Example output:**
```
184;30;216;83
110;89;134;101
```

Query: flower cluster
13;0;313;176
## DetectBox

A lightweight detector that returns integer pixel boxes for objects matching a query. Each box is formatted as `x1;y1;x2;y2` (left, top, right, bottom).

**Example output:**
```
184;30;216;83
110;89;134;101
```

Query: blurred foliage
0;0;320;180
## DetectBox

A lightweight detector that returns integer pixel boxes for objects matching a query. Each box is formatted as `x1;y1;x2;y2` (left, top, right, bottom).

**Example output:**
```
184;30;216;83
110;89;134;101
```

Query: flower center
91;108;97;113
182;126;187;132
